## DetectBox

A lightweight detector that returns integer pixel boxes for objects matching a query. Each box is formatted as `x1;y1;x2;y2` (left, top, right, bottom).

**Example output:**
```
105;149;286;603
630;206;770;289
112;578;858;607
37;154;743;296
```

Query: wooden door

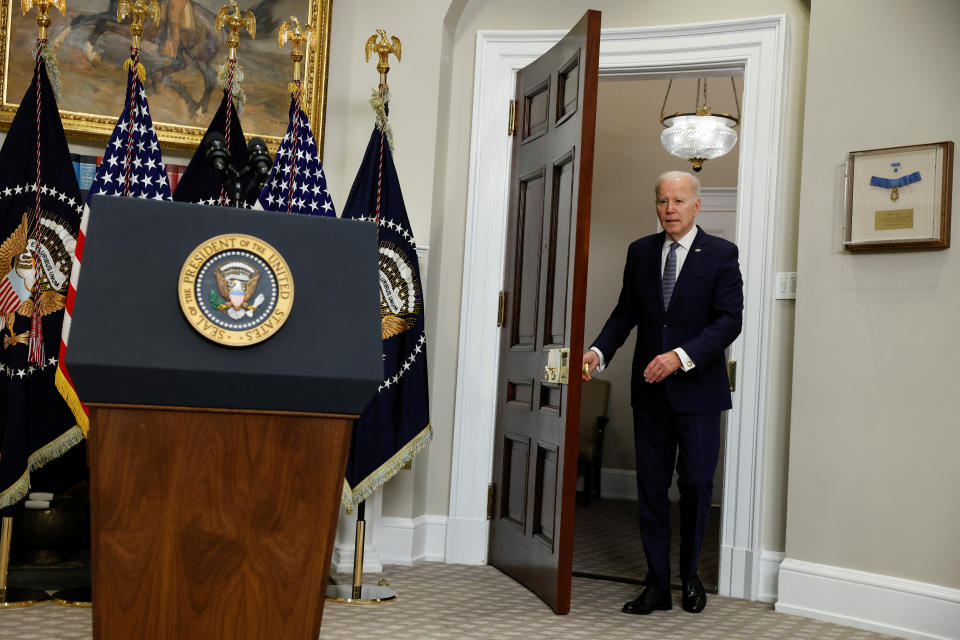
488;10;600;614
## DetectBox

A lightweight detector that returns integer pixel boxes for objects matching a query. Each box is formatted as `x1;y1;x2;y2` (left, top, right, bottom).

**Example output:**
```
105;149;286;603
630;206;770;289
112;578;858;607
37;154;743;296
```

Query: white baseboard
444;517;489;565
758;551;785;603
776;557;960;640
600;467;637;500
377;515;447;566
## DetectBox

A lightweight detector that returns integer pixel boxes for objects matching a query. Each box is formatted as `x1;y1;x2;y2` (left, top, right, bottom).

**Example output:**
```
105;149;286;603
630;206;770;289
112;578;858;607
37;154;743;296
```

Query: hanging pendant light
660;77;741;172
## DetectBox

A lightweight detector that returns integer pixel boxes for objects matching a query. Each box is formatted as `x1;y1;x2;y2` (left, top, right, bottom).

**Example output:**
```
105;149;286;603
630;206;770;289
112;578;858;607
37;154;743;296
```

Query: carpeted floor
573;498;720;591
0;563;896;639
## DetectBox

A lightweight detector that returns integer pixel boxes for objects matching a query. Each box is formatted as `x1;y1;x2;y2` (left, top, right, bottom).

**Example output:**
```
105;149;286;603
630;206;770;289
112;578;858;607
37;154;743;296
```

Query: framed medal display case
844;141;953;252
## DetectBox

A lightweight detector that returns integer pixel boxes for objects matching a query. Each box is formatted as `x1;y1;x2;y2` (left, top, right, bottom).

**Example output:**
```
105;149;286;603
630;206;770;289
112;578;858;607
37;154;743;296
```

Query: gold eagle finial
278;16;314;83
364;28;401;85
117;0;160;49
21;0;66;40
215;0;256;59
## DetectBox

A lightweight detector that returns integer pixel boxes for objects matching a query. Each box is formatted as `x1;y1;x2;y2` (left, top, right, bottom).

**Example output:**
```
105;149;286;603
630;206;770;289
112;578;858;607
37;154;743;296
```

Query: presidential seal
178;234;293;346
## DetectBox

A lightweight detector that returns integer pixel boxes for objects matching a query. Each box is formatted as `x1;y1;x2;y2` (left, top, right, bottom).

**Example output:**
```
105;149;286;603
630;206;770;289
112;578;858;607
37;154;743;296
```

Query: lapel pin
694;248;702;252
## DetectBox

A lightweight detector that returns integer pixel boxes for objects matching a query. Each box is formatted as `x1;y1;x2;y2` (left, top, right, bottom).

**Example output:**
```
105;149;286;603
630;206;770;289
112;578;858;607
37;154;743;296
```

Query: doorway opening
447;17;789;603
572;73;742;593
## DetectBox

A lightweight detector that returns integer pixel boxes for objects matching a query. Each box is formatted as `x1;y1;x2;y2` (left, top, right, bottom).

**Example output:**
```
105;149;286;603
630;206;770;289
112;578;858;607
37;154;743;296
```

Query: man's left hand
643;351;681;383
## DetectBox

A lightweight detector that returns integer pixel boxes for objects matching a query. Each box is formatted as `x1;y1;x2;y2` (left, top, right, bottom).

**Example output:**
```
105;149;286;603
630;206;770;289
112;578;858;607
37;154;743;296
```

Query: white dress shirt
591;226;698;373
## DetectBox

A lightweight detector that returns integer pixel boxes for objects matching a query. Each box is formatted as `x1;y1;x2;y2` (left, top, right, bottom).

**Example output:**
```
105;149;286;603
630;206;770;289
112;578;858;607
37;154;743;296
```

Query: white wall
786;0;960;589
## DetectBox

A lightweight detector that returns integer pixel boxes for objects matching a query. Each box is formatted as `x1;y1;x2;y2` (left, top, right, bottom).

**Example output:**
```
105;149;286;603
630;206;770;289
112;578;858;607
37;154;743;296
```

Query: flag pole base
50;586;92;608
325;582;396;605
0;586;50;608
0;516;50;607
324;500;396;605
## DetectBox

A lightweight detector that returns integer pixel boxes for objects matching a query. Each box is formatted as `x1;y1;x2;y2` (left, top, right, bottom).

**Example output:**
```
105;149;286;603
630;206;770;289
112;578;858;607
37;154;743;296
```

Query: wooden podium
68;198;382;639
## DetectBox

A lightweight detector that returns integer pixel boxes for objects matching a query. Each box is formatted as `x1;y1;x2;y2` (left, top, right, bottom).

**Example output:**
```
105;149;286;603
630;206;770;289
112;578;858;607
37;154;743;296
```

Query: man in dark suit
582;171;743;615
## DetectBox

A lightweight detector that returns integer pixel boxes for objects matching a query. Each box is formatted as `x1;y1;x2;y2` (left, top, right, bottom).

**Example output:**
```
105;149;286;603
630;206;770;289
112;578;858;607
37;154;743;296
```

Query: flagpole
0;515;49;608
5;0;77;609
325;499;397;604
326;29;404;606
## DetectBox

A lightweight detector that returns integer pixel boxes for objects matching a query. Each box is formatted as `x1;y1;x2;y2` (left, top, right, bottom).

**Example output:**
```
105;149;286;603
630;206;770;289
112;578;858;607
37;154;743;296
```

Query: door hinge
497;290;506;327
507;99;517;136
728;360;737;392
487;483;496;520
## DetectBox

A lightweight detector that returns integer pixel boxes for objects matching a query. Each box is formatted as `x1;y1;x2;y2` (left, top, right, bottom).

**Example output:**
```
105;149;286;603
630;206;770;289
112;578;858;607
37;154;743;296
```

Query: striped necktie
662;241;680;309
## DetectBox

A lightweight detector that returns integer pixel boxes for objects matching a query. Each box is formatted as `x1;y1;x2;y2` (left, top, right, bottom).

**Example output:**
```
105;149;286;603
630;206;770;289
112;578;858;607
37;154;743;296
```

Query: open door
488;10;600;614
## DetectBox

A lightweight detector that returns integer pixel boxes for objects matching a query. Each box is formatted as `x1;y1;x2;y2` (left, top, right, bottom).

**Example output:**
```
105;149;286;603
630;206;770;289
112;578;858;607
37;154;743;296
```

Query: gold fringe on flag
122;58;146;83
55;366;89;436
217;62;247;112
38;42;61;100
0;425;84;509
340;423;432;513
368;86;395;151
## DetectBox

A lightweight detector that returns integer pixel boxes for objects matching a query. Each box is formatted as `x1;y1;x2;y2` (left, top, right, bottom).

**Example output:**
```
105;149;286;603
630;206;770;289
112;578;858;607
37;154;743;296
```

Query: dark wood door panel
490;10;600;615
511;169;546;350
533;442;559;549
539;381;562;415
544;150;576;347
557;52;580;124
506;377;535;410
522;79;551;143
500;433;530;530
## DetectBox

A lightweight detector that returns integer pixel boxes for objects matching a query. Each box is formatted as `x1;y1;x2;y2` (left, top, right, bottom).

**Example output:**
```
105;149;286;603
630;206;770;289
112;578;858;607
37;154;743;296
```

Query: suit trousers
633;396;721;588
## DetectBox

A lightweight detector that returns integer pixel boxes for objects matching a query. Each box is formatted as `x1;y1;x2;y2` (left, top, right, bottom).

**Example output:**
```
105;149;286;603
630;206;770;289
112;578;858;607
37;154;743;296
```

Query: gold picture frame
844;141;953;252
0;0;332;154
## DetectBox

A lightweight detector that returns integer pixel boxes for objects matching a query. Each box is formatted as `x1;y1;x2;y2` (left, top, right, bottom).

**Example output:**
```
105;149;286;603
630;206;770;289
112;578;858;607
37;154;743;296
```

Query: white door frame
445;15;790;602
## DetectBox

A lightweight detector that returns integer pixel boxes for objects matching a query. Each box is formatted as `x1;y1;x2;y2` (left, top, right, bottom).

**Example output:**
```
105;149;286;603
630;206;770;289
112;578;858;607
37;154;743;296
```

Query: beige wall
787;0;960;588
586;76;740;471
323;0;461;518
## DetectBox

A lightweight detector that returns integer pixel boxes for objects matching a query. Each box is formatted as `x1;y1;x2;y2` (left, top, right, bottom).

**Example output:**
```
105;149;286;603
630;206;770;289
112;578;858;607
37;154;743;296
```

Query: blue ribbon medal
870;162;921;201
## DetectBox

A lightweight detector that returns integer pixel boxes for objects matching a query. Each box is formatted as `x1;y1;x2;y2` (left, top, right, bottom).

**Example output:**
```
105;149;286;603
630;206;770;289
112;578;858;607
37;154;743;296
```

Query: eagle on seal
214;268;261;318
0;213;66;347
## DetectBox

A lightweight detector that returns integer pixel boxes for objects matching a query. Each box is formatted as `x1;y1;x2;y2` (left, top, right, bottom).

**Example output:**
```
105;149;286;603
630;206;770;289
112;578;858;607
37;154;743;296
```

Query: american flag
86;80;171;201
57;57;171;431
257;99;335;216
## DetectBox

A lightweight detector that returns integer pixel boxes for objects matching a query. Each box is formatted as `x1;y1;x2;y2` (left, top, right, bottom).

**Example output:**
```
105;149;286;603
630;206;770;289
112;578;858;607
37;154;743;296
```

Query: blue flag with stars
340;121;431;510
0;55;85;508
257;99;335;216
88;64;172;202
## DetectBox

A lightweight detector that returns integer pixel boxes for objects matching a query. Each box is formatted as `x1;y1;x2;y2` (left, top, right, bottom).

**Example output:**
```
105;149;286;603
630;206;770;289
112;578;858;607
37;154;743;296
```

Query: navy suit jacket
591;226;743;414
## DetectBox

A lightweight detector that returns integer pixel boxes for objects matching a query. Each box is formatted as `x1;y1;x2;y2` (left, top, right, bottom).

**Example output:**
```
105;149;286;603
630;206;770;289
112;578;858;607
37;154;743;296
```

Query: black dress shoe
681;574;707;613
622;585;672;615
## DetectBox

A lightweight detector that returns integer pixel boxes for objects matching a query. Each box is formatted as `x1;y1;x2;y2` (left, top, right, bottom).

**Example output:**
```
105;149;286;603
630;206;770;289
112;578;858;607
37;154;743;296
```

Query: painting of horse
0;0;331;151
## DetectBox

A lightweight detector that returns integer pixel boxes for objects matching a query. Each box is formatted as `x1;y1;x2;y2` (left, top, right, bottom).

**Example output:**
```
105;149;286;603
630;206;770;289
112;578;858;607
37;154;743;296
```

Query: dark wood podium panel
88;404;353;640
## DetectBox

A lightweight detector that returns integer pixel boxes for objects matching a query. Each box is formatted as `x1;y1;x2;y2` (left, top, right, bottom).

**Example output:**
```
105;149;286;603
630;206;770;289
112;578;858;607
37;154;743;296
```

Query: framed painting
0;0;332;153
844;141;953;252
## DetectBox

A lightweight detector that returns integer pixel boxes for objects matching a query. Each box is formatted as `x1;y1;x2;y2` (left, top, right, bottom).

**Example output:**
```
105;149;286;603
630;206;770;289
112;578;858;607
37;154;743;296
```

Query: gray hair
655;170;700;199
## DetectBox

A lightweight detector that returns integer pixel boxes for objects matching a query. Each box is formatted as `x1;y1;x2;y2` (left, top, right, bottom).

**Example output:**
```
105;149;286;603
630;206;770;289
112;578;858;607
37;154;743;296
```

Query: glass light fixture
660;78;741;172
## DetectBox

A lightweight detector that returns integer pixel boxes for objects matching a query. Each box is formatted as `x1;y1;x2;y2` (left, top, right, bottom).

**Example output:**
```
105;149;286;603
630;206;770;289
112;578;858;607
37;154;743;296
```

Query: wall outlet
775;272;797;300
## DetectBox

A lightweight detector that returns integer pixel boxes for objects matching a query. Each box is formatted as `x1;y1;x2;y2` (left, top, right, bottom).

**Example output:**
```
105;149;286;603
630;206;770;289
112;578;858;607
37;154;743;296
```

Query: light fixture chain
696;78;701;111
660;78;674;121
731;76;741;119
704;78;708;109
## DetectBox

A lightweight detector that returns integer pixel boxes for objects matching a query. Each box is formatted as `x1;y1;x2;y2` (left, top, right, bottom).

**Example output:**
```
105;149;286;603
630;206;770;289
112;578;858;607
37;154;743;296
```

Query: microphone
204;132;231;176
246;137;272;190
